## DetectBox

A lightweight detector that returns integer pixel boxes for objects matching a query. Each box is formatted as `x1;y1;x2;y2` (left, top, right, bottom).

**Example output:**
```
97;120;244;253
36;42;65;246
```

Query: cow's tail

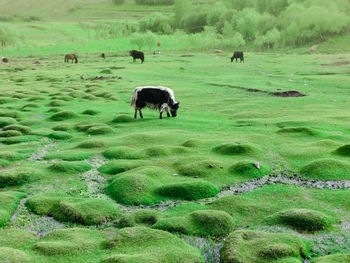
130;88;138;108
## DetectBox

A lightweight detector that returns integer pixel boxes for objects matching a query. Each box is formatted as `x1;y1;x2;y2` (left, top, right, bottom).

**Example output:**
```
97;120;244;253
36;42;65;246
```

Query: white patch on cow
130;86;176;109
159;103;169;112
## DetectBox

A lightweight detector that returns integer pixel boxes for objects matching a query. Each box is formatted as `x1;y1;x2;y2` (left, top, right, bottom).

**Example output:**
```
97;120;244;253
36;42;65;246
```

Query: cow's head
230;56;234;63
170;102;180;117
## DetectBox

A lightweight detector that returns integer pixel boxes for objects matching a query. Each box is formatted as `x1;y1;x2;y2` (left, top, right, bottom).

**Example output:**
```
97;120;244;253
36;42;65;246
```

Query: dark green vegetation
1;1;350;262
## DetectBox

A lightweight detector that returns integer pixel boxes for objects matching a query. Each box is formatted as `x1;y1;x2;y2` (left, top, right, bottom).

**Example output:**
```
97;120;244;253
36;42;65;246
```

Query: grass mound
220;230;308;263
175;158;223;177
156;180;219;200
103;227;203;263
0;159;10;168
3;124;31;134
0;168;43;188
52;123;73;131
1;135;40;145
76;122;107;131
82;109;99;115
26;192;70;215
98;160;149;175
0;151;27;161
112;114;135;123
44;150;92;161
153;209;233;237
119;209;160;228
0;191;25;227
300;158;350;180
106;173;157;205
77;139;105;148
0;247;29;263
277;127;319;136
0;111;20;119
0;130;22;137
334;144;350;156
314;254;350;263
182;139;203;148
34;228;104;255
87;125;114;135
48;99;66;107
0;229;38;248
268;209;331;231
0;117;17;128
48;131;73;140
103;146;144;160
56;198;120;225
50;111;78;121
213;143;258;155
229;161;271;178
49;161;92;174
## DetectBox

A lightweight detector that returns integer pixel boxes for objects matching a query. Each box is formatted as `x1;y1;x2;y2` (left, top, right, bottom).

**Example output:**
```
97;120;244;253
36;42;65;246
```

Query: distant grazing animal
131;86;180;119
129;50;144;64
65;54;78;64
101;53;105;59
1;57;9;63
231;51;244;63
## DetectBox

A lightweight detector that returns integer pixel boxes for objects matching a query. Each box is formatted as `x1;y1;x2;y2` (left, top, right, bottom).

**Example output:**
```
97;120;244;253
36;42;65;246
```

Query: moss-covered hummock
0;191;26;227
77;139;105;148
34;228;105;255
174;158;223;177
0;168;43;188
103;227;203;263
268;208;331;231
277;127;319;136
118;209;160;228
44;150;92;161
0;130;22;137
48;131;73;140
98;160;150;175
220;230;308;263
103;146;144;159
153;209;233;237
48;161;92;174
213;143;259;156
50;111;78;121
0;117;17;128
300;158;350;180
0;247;30;263
112;114;135;123
156;180;219;200
334;144;350;157
3;124;31;134
229;161;271;178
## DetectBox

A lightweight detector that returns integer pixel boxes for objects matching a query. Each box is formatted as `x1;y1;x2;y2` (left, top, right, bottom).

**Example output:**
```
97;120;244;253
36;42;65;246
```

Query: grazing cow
231;51;244;63
101;53;105;59
65;54;78;64
1;57;9;63
129;50;144;64
131;86;180;119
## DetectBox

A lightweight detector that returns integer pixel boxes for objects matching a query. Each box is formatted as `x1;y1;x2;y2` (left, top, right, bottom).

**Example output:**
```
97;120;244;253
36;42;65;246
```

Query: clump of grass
34;228;104;255
82;109;99;115
87;126;114;135
49;161;92;174
182;139;203;148
103;227;203;263
44;150;92;161
0;191;26;227
0;247;29;262
112;114;135;123
334;144;350;157
0;117;17;128
268;208;331;231
314;254;350;263
1;135;40;145
26;192;69;215
98;160;149;175
277;127;319;136
0;168;43;188
156;180;219;200
174;158;223;177
103;146;144;159
229;161;271;178
0;159;10;168
75;122;106;131
0;151;27;161
300;158;350;180
106;173;157;205
50;111;78;121
0;130;22;137
100;68;112;74
48;100;66;107
119;209;159;228
77;139;105;148
3;124;31;134
0;229;38;248
52;123;73;131
0;111;21;119
220;230;308;263
48;131;73;140
213;143;258;155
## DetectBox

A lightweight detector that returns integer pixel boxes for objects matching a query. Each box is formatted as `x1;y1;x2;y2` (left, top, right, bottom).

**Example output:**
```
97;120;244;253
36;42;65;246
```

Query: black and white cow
131;86;180;119
231;51;244;63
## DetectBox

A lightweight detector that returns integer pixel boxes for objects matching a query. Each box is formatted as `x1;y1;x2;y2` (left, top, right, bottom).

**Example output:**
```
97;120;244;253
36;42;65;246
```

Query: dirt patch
81;75;122;81
272;91;306;97
321;61;349;67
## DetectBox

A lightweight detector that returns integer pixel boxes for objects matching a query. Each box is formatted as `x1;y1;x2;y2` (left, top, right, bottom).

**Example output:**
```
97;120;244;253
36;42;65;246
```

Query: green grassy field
1;1;350;262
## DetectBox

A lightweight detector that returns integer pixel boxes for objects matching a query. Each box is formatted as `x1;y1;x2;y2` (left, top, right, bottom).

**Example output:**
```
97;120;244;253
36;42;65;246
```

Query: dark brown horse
65;54;78;63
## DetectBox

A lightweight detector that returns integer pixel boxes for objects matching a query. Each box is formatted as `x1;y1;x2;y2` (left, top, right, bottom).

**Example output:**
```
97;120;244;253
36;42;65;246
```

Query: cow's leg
139;109;143;119
134;109;138;119
165;108;170;117
159;103;168;119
